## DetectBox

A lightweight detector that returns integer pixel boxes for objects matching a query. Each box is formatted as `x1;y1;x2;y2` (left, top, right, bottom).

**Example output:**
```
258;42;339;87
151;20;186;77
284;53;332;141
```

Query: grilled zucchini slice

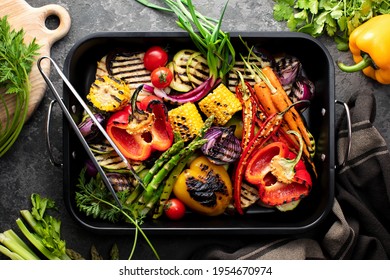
186;52;209;88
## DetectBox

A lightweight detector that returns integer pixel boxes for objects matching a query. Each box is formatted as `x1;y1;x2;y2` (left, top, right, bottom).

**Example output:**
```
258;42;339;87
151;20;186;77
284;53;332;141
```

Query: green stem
128;225;138;260
0;230;40;260
338;53;373;72
4;229;37;257
86;191;160;259
16;218;61;260
152;151;193;219
0;244;25;260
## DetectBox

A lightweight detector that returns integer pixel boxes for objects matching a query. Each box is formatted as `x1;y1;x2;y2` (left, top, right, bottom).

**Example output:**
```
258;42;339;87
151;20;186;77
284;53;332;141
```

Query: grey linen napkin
191;91;390;260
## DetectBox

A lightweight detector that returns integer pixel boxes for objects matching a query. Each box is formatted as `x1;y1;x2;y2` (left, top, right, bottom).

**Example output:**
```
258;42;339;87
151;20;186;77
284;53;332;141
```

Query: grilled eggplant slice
94;151;128;170
240;182;259;210
96;51;152;90
106;173;134;192
89;142;114;154
226;58;263;92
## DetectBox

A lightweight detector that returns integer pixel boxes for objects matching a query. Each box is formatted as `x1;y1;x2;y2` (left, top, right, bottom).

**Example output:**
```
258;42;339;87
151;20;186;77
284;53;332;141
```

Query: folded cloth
191;91;390;260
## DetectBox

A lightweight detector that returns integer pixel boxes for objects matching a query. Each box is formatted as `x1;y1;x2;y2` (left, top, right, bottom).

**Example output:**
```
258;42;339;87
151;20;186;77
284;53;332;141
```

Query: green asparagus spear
142;138;185;185
129;115;214;216
152;152;194;219
126;136;184;205
131;139;207;215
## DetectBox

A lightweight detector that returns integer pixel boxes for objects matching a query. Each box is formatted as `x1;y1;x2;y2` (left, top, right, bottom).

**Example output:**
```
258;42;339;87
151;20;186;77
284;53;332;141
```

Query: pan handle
45;99;63;168
335;100;352;168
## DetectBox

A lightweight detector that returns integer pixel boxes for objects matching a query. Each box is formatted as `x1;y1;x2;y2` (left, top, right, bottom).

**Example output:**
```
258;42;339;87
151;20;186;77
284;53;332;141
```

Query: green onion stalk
134;0;235;98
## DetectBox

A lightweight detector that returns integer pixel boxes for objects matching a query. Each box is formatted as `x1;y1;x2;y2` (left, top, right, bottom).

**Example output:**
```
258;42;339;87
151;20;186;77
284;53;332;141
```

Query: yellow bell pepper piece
338;14;390;84
173;156;232;216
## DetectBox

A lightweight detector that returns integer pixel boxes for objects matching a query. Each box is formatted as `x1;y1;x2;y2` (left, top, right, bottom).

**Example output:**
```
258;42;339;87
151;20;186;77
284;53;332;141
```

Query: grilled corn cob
168;102;204;142
198;83;242;125
87;75;131;112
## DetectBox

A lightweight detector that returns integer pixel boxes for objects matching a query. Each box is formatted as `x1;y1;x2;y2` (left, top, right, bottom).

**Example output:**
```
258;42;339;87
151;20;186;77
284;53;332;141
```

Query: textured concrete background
1;0;389;260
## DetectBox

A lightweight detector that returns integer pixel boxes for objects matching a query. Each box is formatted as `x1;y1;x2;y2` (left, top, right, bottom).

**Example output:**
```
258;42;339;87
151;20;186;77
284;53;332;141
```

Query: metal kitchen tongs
38;56;145;208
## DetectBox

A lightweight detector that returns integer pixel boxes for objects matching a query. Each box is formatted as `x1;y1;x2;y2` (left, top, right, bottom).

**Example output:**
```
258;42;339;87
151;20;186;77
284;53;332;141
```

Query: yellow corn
168;102;204;142
87;75;131;112
198;83;242;125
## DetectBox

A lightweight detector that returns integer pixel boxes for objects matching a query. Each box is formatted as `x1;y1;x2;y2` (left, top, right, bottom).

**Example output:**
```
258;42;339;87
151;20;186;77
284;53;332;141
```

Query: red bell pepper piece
244;131;312;206
233;108;286;214
106;85;173;161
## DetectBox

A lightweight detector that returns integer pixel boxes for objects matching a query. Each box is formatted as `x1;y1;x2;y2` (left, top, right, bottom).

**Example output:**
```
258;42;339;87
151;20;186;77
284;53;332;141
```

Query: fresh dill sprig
0;16;41;156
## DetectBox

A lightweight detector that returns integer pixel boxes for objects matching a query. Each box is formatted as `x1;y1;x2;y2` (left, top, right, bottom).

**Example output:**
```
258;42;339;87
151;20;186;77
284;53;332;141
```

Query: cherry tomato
151;67;173;89
164;198;186;220
143;46;168;71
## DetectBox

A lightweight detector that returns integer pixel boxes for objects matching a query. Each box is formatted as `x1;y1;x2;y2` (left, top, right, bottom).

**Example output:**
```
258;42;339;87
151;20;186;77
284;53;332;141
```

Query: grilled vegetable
173;49;196;85
233;100;299;214
173;156;232;216
186;51;209;87
86;75;131;112
201;126;241;165
89;143;114;154
105;51;152;89
131;138;208;216
290;76;315;106
261;66;315;160
227;57;265;92
78;113;105;142
167;61;193;93
227;42;274;92
168;102;204;142
106;173;135;192
125;135;185;206
94;151;128;170
130;116;214;217
198;83;242;126
93;151;144;172
106;85;174;161
234;72;258;149
240;182;259;209
245;131;312;207
273;55;302;90
152;152;192;219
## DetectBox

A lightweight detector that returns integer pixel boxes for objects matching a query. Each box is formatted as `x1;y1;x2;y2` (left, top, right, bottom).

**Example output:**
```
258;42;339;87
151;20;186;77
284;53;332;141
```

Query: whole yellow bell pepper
338;14;390;84
172;156;232;216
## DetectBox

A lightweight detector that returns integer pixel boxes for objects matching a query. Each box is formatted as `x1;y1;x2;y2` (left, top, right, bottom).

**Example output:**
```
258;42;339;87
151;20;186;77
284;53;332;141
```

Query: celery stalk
4;229;38;257
15;218;61;260
0;245;24;260
0;230;40;260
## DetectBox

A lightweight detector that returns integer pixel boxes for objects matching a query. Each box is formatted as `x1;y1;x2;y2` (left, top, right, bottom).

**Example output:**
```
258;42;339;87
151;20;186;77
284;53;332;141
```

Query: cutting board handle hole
45;14;60;31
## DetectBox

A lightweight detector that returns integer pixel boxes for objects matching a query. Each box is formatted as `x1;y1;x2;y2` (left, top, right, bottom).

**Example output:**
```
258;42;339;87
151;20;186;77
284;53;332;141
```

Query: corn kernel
168;102;204;142
198;83;242;125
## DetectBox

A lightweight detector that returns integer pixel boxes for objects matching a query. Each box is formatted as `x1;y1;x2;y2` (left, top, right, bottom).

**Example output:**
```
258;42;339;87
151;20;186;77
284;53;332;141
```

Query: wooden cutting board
0;0;71;126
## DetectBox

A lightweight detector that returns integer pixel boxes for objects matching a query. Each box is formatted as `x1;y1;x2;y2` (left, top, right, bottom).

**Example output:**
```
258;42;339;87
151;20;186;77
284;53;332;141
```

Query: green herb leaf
273;2;294;21
0;16;40;156
272;0;390;50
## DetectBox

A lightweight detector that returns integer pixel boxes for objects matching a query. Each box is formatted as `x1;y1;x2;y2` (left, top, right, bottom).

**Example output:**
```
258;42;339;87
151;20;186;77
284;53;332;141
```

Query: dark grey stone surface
1;0;389;260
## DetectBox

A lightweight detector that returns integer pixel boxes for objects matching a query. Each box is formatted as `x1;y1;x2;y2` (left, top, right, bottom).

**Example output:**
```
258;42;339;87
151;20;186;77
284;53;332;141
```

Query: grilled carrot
260;66;315;160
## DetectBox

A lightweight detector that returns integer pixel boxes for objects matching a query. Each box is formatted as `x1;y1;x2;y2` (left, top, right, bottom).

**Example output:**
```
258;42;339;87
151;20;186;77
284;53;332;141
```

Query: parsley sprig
273;0;390;51
0;16;40;156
